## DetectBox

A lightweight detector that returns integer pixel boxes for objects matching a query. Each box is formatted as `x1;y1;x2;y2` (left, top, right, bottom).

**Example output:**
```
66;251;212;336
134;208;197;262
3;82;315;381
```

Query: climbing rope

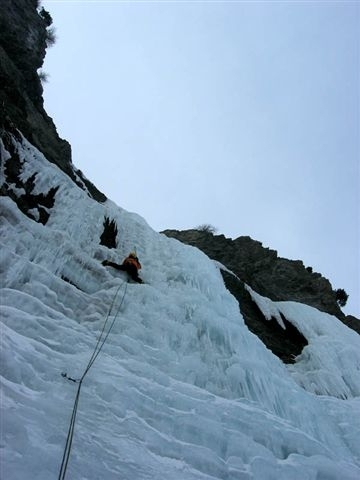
58;279;129;480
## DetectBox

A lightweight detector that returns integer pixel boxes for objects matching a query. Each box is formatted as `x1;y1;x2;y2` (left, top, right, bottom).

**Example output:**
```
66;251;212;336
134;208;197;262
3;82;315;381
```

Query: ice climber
102;252;143;283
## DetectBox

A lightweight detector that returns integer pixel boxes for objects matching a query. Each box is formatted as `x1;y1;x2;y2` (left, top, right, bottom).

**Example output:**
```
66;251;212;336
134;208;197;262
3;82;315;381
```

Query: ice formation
1;135;360;479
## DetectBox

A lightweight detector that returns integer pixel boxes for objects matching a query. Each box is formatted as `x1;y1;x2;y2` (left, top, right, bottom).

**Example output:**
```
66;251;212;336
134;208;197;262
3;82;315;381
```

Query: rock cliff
0;0;106;202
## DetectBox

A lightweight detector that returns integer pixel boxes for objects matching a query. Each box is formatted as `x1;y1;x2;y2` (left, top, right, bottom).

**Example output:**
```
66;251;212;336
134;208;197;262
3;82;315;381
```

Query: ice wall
1;135;360;479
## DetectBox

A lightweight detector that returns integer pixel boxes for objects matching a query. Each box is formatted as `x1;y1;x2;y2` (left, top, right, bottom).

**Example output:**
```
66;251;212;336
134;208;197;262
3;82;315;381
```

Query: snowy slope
1;134;360;479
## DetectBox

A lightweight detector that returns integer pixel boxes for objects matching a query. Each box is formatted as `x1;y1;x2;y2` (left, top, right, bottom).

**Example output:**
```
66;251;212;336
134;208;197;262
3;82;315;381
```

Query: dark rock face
221;271;308;363
0;0;106;202
162;229;359;337
1;132;58;224
343;315;360;333
100;217;119;249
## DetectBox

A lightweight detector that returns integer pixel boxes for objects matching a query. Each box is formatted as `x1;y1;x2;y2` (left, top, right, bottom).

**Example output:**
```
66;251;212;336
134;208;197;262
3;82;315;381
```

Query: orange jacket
123;256;141;271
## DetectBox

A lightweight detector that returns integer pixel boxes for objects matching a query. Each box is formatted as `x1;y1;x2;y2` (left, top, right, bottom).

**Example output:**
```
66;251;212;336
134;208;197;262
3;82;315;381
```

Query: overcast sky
41;0;359;317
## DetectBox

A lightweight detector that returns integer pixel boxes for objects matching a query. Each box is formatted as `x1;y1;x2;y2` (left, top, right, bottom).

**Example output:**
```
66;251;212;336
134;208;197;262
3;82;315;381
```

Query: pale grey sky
42;0;359;316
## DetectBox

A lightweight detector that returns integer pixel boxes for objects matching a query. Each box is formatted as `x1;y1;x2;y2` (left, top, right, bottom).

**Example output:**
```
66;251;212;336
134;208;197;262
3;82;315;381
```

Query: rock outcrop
162;229;360;352
0;0;106;202
221;270;309;363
